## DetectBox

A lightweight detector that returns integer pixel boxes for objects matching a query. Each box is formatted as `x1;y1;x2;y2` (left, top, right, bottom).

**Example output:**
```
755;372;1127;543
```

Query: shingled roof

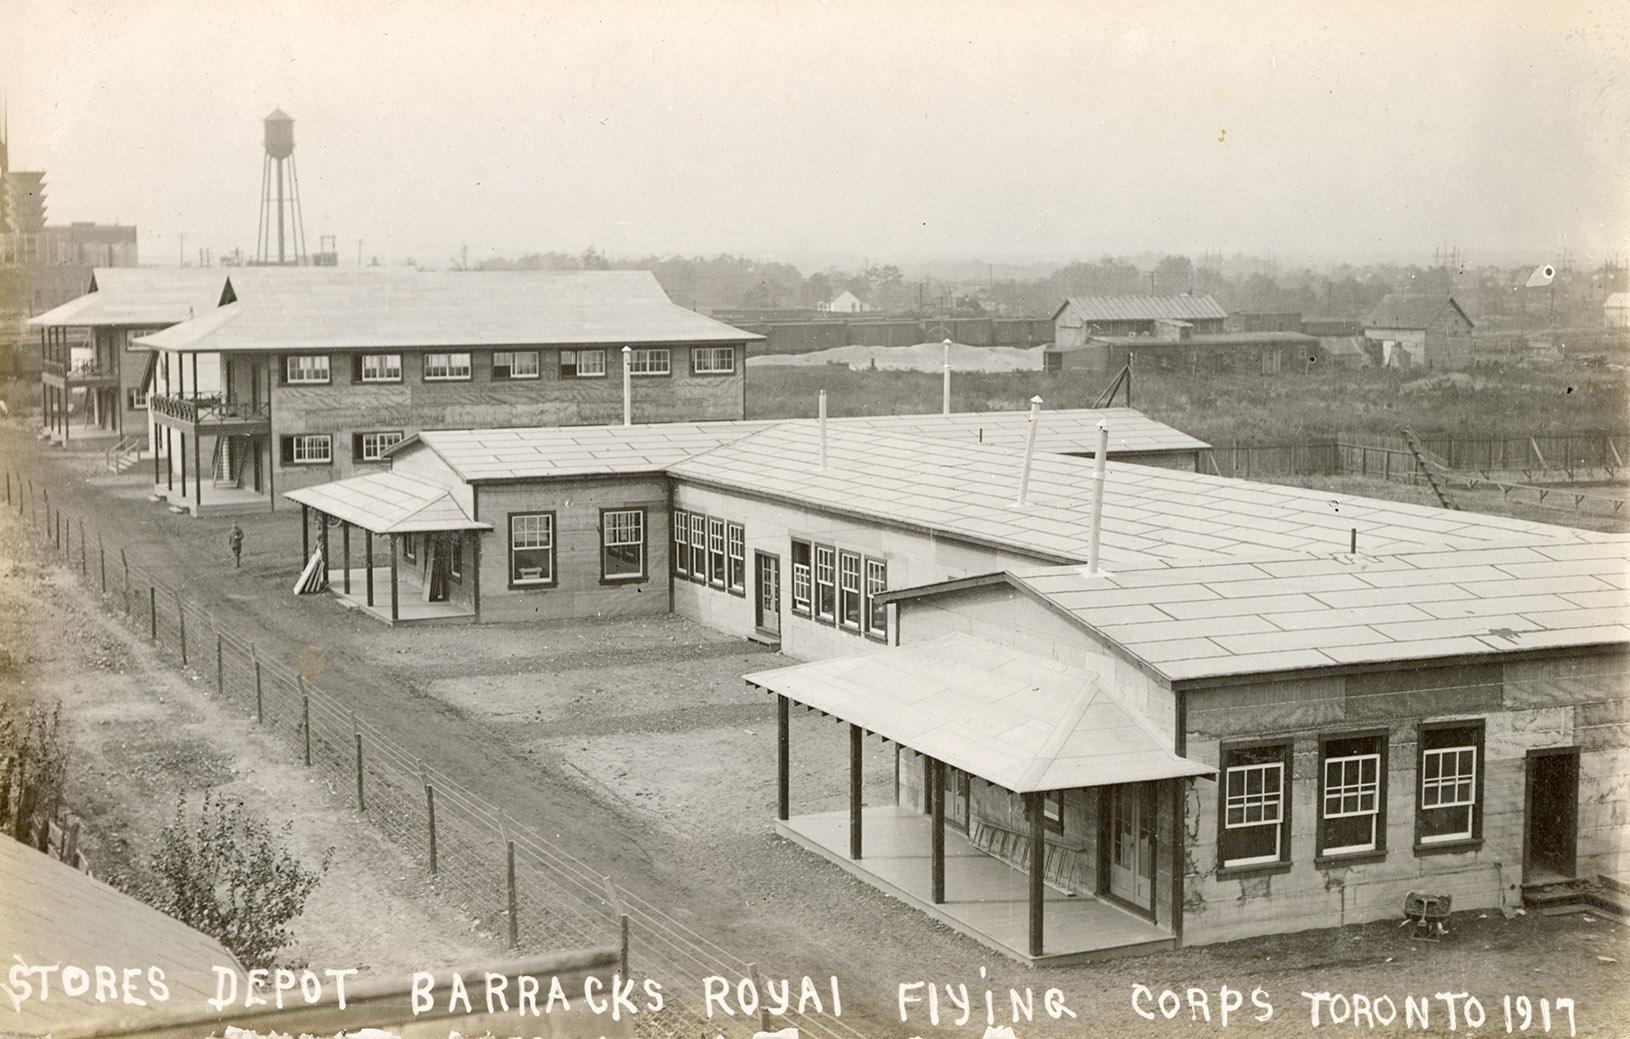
1363;294;1473;331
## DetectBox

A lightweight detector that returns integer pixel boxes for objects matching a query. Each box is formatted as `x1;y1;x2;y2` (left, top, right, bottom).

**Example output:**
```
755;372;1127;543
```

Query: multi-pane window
813;545;836;622
561;349;607;378
423;352;472;380
1219;743;1290;869
1418;722;1482;846
602;509;645;581
509;513;555;587
359;353;402;382
790;541;812;616
863;557;888;640
283;434;332;465
688;514;707;581
493;351;540;379
837;551;863;631
726;523;746;595
706;518;727;588
355;430;405;462
126;388;149;410
628;348;671;376
672;510;691;577
690;346;736;374
1320;734;1385;857
285;354;330;384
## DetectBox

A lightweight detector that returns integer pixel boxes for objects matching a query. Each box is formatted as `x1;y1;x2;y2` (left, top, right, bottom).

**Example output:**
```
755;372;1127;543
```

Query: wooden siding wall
474;475;670;624
1181;651;1629;946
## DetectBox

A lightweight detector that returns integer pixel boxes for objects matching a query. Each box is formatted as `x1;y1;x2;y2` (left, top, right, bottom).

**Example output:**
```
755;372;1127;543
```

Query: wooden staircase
1522;876;1630;919
102;433;147;473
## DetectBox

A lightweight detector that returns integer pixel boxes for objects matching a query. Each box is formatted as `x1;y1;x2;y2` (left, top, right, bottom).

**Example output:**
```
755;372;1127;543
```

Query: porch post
1026;791;1044;957
179;431;188;500
193;431;202;511
389;534;400;621
342;522;351;594
776;695;790;821
931;758;946;904
849;723;863;859
365;530;374;606
319;512;330;579
165;428;174;490
470;532;481;619
300;504;310;565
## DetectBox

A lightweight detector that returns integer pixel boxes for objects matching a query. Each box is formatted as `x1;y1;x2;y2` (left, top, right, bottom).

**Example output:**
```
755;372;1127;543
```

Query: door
1525;749;1579;882
754;551;780;637
945;767;971;833
1108;783;1156;909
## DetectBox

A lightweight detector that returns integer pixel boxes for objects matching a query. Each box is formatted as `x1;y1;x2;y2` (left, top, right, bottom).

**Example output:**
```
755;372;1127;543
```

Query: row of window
790;540;886;641
1217;721;1482;872
507;508;647;588
279;346;737;386
671;510;746;596
278;431;406;466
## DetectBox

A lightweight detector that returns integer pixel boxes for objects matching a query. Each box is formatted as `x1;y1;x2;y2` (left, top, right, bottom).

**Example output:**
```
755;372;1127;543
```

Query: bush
148;791;329;969
0;700;68;848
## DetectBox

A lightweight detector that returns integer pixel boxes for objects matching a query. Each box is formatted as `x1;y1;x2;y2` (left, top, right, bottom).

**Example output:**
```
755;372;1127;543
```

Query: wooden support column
1026;791;1044;958
319;511;330;577
179;431;188;501
193;430;202;512
300;504;310;565
165;427;174;490
931;758;946;904
470;532;481;619
365;530;374;606
849;723;863;860
389;534;400;621
342;522;351;594
776;695;790;821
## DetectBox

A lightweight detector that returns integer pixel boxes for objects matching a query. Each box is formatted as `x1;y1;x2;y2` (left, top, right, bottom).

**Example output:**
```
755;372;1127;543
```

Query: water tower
254;108;307;265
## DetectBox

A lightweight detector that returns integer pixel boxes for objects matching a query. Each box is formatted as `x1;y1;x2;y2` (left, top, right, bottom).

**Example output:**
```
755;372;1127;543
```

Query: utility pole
178;233;186;267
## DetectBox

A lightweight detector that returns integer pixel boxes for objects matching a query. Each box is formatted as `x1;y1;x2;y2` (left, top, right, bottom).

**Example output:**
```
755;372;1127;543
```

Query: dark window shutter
352;433;365;461
277;356;288;386
352;354;363;381
279;437;294;464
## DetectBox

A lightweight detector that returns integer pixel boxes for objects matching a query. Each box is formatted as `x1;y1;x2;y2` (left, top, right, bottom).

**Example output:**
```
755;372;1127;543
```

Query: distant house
1228;310;1302;333
1362;294;1474;369
820;290;872;314
1046;325;1323;376
1053;295;1228;348
1604;292;1630;329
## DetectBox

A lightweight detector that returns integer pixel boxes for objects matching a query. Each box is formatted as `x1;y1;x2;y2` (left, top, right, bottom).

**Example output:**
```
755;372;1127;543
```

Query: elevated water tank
263;108;295;159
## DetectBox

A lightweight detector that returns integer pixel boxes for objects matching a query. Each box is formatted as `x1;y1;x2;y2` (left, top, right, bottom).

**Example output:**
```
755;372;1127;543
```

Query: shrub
148;791;328;969
0;700;68;848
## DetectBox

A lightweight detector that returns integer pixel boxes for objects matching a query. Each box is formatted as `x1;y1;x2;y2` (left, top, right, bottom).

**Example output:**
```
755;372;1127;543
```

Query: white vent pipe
942;338;952;414
621;346;632;427
818;390;828;470
1014;396;1042;506
1087;420;1110;574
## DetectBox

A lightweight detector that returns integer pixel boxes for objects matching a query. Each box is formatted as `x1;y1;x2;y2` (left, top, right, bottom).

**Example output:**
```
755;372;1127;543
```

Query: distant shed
1046;329;1325;375
1363;294;1474;369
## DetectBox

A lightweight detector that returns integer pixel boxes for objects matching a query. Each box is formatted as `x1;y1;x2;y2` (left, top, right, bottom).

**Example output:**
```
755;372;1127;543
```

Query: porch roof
283;472;490;535
25;268;229;329
745;635;1212;793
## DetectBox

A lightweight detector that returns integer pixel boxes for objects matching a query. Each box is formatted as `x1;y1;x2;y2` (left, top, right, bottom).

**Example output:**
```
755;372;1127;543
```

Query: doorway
945;767;971;833
753;551;780;638
1525;748;1579;882
1106;783;1157;912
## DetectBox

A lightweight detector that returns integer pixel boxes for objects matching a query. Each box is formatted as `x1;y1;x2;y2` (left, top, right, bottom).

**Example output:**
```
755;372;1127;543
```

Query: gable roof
1363;293;1473;331
1054;295;1228;324
282;471;490;533
744;635;1212;792
133;269;763;353
25;268;229;329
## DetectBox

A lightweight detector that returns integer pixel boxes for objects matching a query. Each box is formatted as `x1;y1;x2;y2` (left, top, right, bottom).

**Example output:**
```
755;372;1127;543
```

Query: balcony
149;394;271;433
41;359;120;386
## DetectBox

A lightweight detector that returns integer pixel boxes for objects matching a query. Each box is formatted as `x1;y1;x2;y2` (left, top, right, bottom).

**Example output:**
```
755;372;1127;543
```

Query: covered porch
746;634;1212;966
284;472;490;625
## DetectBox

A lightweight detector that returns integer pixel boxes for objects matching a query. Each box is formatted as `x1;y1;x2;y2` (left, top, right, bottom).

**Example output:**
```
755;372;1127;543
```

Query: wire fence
1;466;868;1039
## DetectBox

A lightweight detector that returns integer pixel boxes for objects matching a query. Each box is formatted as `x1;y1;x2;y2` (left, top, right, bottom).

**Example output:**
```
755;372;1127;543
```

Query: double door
1107;782;1156;909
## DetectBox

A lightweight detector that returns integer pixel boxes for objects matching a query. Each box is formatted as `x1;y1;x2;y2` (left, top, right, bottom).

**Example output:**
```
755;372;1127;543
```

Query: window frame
354;430;405;463
1316;730;1389;862
690;345;737;375
422;352;473;382
358;353;403;383
493;350;540;380
813;544;837;624
688;513;707;584
1415;720;1484;852
672;509;691;578
837;550;863;632
599;507;648;584
790;539;813;617
560;348;608;379
627;347;671;377
507;511;557;589
284;354;331;385
1216;738;1293;874
283;433;332;466
726;522;746;597
862;556;888;642
706;517;727;589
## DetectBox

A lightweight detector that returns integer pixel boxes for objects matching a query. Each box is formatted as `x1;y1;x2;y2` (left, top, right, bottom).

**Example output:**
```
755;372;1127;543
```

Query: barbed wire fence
2;466;872;1039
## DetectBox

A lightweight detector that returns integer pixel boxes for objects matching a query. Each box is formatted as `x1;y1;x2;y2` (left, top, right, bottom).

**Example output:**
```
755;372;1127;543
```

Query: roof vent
1013;396;1042;507
818;390;828;471
1086;420;1110;574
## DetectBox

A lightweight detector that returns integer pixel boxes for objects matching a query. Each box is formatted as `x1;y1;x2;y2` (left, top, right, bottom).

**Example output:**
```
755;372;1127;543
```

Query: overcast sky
3;0;1626;271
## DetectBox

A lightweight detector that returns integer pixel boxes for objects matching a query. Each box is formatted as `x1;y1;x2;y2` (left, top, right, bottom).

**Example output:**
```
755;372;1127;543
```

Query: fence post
1384;448;1390;482
299;675;312;766
746;963;771;1033
176;593;187;665
121;550;130;615
149;586;157;640
216;633;224;697
252;646;264;723
603;876;630;976
97;533;106;594
506;831;519;949
422;764;438;875
352;713;366;812
78;519;86;575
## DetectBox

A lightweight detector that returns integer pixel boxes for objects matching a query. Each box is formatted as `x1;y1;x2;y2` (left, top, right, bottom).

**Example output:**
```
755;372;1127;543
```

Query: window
1043;792;1063;834
691;346;736;375
280;434;332;465
423;352;472;381
601;508;646;582
837;551;862;631
285;355;330;384
790;540;812;617
126;388;149;410
628;348;671;376
863;557;888;640
358;353;402;382
726;523;746;596
509;513;555;587
560;349;607;378
493;351;540;379
353;430;405;462
1418;722;1482;847
1219;742;1291;869
707;518;727;588
1319;733;1386;858
688;514;707;582
813;545;836;622
672;510;691;578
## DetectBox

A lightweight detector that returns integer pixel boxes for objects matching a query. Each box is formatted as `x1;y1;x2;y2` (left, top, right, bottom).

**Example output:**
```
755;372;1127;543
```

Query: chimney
1014;396;1042;507
621;345;632;427
818;390;828;470
1086;420;1110;574
942;338;952;415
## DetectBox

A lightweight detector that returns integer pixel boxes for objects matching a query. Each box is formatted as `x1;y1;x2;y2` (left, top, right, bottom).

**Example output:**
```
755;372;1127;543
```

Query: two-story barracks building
127;268;757;515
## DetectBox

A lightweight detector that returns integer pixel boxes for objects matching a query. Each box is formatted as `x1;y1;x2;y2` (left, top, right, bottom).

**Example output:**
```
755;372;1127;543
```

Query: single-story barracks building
288;407;1628;965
